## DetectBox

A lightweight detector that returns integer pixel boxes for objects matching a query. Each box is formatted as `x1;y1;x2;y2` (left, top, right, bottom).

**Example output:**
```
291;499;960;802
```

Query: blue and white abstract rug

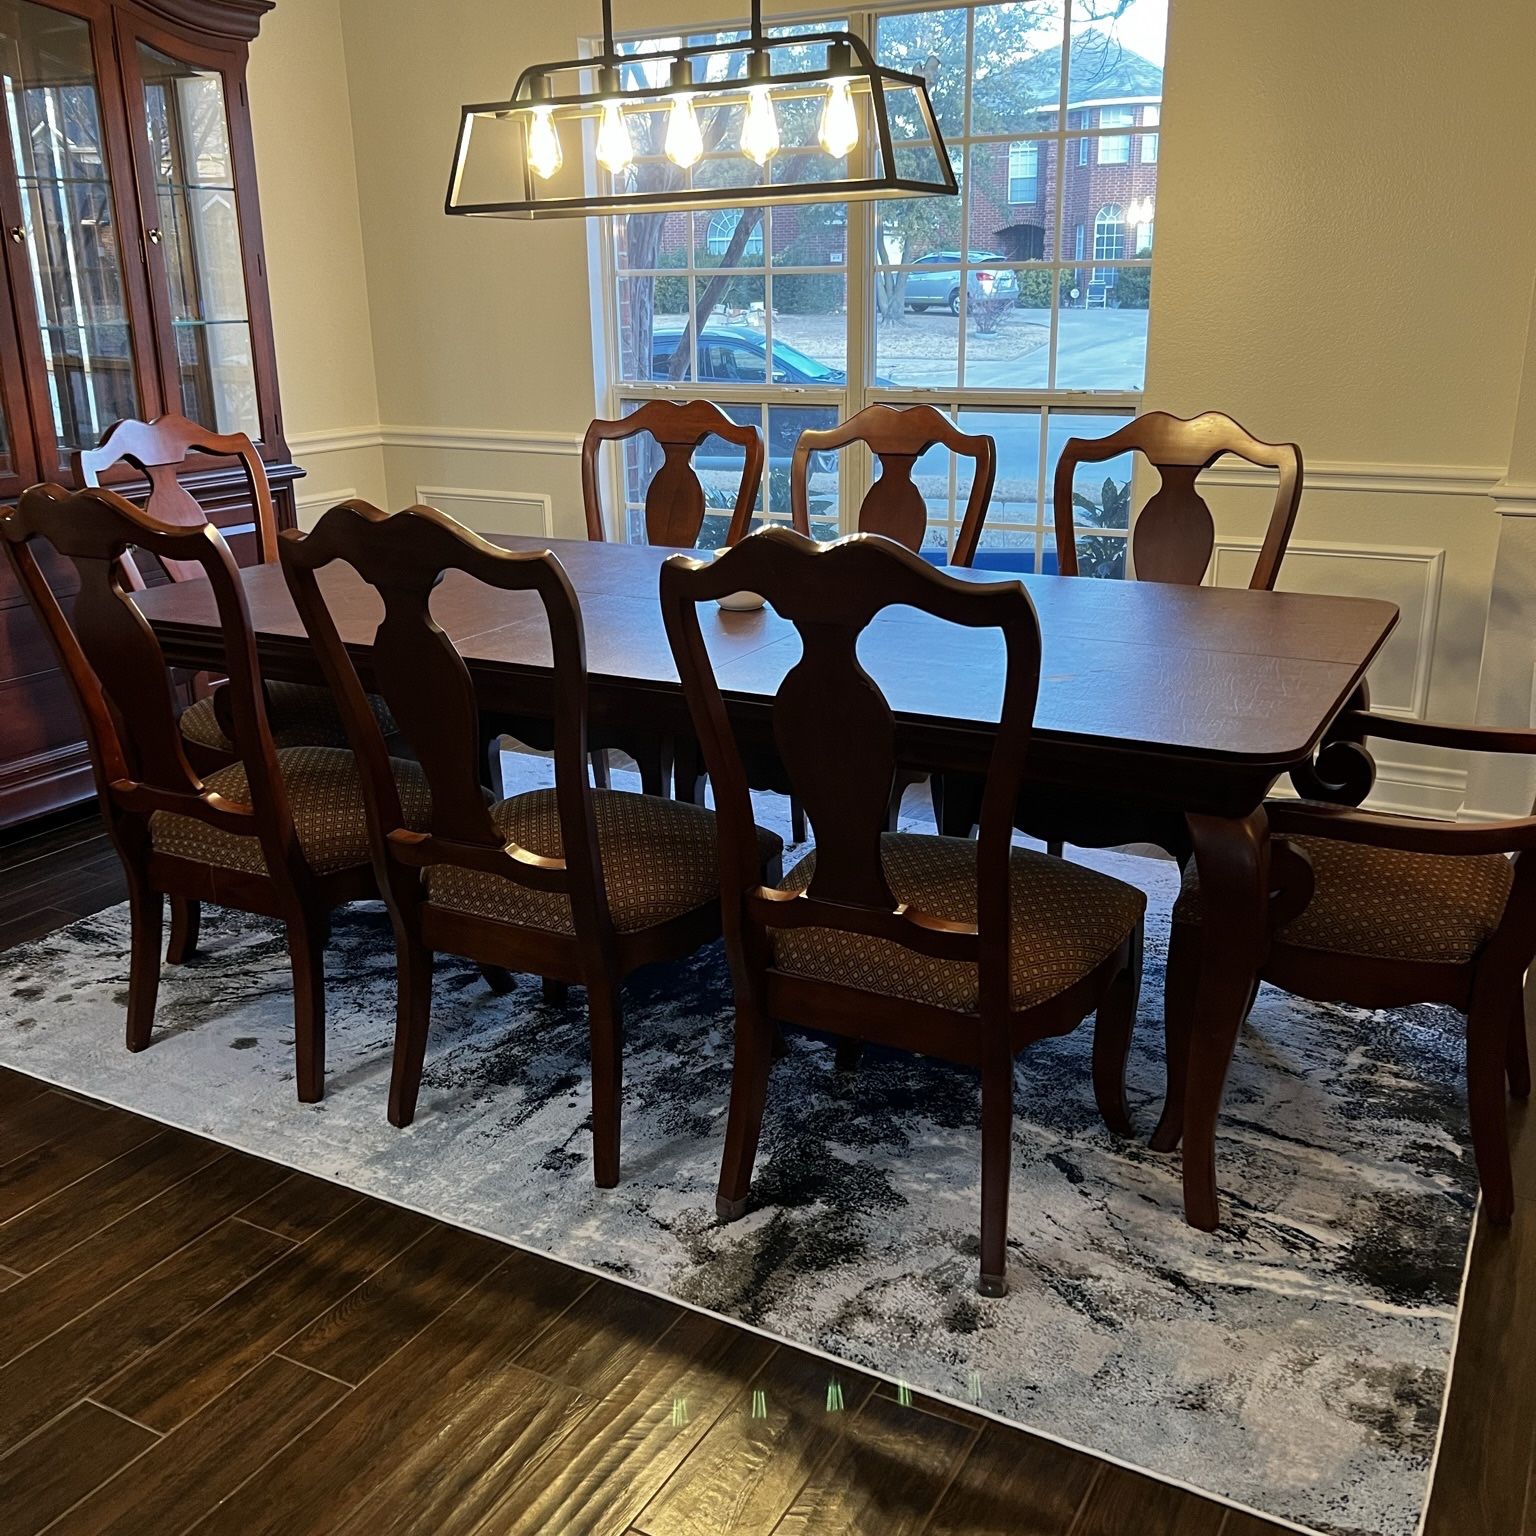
0;785;1476;1536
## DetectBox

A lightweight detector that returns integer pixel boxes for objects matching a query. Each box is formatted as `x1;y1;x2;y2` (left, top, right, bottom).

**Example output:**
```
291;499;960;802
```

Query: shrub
1013;268;1076;310
1113;267;1151;309
772;267;843;315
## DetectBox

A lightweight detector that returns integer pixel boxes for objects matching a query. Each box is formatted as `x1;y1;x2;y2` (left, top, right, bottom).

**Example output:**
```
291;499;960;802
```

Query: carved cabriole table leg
1180;805;1271;1231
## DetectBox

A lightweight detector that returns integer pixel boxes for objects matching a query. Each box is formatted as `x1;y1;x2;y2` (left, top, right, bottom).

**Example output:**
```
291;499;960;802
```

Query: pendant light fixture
446;0;956;219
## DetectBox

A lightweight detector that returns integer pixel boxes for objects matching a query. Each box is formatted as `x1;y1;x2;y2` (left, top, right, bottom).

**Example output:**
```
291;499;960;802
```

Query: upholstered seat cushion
151;745;430;878
427;788;782;936
1174;834;1514;964
179;682;398;754
770;833;1145;1013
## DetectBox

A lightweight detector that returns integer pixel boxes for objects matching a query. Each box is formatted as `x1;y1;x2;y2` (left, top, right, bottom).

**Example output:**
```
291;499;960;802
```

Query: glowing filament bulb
596;100;633;174
526;105;562;180
665;92;703;168
741;84;779;165
818;77;858;158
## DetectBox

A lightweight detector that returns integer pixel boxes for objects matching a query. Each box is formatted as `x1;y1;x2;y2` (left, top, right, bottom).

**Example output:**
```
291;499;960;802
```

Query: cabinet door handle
8;225;24;243
147;228;163;244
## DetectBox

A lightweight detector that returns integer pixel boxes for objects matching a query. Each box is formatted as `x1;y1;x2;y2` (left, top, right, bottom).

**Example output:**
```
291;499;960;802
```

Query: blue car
650;324;848;388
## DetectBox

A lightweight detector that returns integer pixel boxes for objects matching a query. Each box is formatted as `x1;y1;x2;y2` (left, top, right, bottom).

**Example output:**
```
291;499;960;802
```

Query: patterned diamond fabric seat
151;745;431;878
179;682;397;754
771;832;1146;1013
1175;834;1514;965
427;787;782;936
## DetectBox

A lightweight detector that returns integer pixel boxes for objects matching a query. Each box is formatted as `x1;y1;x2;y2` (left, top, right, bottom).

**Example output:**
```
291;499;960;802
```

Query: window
1093;204;1125;279
1141;104;1159;161
1097;106;1134;164
598;1;1166;571
1007;140;1039;203
705;209;764;260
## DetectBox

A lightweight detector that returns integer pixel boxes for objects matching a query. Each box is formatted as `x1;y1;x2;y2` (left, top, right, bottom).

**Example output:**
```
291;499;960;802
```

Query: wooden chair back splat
1052;410;1302;589
787;404;998;565
581;400;765;548
662;528;1041;1013
279;500;611;950
74;413;279;591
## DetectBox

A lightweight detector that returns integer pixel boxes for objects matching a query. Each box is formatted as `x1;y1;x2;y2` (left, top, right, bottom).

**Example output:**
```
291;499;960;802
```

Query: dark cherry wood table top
135;534;1398;815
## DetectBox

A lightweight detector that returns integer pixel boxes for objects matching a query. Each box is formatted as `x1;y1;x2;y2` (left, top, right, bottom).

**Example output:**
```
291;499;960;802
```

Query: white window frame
593;2;1161;566
1141;103;1159;161
1096;105;1134;164
1006;139;1039;204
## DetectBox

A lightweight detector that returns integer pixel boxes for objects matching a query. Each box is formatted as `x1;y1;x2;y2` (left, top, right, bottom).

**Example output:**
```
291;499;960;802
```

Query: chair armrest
1342;710;1536;755
1266;799;1536;856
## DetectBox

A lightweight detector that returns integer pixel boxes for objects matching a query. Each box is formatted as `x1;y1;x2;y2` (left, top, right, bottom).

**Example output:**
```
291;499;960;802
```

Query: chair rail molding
1200;459;1503;498
288;425;585;458
1490;480;1536;516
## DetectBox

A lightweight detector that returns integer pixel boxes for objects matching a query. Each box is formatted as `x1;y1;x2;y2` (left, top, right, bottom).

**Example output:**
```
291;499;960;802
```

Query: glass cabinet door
132;38;259;440
0;0;146;467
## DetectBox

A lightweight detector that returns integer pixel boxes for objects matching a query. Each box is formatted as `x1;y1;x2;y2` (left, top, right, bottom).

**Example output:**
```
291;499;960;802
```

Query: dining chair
1011;411;1304;859
788;403;998;831
280;500;785;1186
660;526;1146;1295
788;402;997;565
1052;409;1302;589
0;484;432;1101
1156;707;1536;1229
75;412;395;761
489;401;767;803
581;398;765;548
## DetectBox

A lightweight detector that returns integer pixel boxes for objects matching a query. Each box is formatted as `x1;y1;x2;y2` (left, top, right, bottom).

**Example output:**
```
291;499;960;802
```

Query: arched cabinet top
133;0;276;45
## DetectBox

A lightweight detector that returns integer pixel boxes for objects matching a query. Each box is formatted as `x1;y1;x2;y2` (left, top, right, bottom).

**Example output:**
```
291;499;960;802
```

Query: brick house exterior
632;38;1162;308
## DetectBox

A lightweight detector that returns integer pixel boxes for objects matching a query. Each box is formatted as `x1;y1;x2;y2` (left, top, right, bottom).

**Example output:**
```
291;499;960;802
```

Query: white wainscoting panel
294;486;358;528
415;485;555;537
1210;536;1446;719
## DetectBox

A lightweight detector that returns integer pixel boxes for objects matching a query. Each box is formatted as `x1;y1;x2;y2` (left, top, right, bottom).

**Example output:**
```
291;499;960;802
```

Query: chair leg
542;977;569;1005
478;964;515;996
485;733;508;798
125;883;164;1052
1468;978;1516;1224
587;975;624;1188
978;1048;1013;1297
1508;991;1531;1101
1150;920;1201;1152
1092;928;1142;1136
636;739;672;798
388;934;435;1128
717;1000;775;1220
790;796;807;844
834;1038;864;1074
590;750;610;789
165;896;200;965
287;915;329;1104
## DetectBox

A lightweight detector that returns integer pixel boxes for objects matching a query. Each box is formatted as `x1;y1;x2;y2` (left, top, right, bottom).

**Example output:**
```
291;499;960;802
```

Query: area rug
0;785;1476;1536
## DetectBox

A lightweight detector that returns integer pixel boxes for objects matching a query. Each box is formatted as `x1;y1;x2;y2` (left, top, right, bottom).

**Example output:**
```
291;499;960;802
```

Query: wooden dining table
133;532;1399;1231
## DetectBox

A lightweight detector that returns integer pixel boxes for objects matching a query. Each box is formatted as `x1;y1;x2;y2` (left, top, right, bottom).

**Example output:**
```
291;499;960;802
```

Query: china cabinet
0;0;289;826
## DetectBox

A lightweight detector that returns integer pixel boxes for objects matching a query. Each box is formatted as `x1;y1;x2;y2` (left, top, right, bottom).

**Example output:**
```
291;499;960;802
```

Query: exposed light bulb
527;105;562;180
596;100;633;174
665;92;703;168
741;84;779;165
818;77;858;159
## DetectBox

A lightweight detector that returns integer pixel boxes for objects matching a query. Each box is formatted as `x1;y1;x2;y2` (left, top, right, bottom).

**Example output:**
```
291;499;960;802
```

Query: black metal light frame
445;0;958;219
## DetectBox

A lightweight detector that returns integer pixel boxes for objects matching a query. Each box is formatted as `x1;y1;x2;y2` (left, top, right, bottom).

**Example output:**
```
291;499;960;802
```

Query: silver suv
903;251;1020;315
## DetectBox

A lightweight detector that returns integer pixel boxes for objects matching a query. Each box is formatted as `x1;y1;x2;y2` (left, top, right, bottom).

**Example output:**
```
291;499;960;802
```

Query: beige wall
248;0;387;514
251;0;1536;815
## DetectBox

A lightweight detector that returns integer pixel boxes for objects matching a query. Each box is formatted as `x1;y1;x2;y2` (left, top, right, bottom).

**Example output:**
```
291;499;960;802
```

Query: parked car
903;251;1020;315
647;325;890;473
650;324;848;388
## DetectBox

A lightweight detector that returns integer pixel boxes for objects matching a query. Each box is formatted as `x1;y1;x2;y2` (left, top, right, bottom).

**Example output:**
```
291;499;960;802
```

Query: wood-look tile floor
1;807;1533;1536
